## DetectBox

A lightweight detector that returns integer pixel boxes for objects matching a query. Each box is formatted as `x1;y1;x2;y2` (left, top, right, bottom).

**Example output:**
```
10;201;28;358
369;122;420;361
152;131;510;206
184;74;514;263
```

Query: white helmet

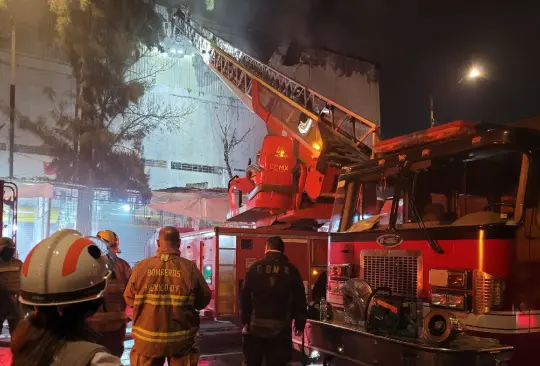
19;229;114;306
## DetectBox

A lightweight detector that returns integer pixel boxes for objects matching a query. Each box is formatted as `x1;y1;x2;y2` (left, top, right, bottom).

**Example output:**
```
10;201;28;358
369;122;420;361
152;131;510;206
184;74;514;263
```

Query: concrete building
0;11;266;264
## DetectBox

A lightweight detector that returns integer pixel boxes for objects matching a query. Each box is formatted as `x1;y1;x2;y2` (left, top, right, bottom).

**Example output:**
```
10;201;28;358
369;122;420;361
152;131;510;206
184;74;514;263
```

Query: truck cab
295;121;540;365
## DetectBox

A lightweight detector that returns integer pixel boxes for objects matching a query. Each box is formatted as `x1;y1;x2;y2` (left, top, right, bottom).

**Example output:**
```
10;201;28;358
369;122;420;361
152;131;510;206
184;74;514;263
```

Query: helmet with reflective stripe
19;229;113;306
97;230;121;254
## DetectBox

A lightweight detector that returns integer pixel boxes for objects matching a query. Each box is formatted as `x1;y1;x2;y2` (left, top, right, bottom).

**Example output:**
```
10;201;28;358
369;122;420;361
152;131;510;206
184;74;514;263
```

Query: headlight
430;290;470;311
429;269;470;290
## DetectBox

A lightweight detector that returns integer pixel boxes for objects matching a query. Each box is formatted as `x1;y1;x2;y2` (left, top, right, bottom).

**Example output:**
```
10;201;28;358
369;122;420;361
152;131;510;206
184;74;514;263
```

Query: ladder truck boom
173;9;380;227
173;10;379;156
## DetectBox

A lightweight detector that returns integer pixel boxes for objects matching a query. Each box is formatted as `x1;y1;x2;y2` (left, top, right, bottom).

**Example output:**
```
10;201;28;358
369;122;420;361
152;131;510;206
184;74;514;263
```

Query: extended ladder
172;10;379;155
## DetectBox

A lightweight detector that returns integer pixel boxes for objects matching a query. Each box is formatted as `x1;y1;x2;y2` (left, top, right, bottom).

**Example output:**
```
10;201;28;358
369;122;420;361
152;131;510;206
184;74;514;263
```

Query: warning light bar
374;121;476;155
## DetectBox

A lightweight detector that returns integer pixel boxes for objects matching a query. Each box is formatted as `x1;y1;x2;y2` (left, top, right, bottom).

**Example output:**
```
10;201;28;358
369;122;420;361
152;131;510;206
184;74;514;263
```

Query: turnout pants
130;348;200;366
242;333;293;366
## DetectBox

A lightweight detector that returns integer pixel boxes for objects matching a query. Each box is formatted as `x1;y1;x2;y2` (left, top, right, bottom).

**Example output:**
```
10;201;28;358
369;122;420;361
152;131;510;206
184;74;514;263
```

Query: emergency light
374;121;476;154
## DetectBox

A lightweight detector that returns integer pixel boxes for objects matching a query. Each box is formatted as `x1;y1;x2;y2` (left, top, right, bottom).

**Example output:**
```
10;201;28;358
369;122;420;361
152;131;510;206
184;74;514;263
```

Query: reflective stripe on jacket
124;247;211;357
88;257;132;332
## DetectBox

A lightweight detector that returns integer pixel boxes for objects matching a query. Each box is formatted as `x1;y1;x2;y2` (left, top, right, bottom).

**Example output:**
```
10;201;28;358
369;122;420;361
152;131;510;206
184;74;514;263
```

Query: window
331;167;403;232
171;161;223;175
335;147;528;232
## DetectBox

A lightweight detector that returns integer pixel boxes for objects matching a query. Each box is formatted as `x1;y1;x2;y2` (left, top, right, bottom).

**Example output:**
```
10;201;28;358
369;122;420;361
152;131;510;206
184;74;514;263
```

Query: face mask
0;247;15;261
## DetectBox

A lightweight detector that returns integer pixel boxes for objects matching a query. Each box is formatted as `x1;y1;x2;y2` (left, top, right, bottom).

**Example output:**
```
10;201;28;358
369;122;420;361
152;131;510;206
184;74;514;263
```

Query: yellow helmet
97;230;121;253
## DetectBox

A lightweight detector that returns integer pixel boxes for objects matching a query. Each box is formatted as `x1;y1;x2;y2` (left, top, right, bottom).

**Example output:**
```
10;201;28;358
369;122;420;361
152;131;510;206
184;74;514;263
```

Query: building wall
0;50;74;179
132;51;266;189
0;49;266;189
268;45;381;126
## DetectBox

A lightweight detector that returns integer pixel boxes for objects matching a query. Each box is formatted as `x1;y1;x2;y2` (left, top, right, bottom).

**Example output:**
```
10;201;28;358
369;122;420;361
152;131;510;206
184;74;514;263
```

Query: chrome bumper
292;320;512;366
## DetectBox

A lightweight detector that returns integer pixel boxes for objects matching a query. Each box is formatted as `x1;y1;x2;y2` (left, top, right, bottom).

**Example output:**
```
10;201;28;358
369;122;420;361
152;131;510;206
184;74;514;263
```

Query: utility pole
8;16;16;179
429;95;435;128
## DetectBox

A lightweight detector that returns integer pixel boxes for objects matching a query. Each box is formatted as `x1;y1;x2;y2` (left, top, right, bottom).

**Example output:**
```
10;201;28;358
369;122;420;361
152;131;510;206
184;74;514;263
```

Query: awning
17;183;54;199
150;188;229;222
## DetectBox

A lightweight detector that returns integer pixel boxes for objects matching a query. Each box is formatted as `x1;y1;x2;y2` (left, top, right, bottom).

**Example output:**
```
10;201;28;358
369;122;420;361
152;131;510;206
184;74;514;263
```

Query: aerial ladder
172;8;380;228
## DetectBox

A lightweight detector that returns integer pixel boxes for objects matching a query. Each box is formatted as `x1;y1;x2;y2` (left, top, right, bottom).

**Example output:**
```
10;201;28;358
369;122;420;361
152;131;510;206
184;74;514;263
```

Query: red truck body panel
177;227;328;321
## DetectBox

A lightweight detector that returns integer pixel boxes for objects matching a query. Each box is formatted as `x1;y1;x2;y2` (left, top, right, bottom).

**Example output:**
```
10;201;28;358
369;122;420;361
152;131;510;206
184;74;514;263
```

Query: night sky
159;0;540;138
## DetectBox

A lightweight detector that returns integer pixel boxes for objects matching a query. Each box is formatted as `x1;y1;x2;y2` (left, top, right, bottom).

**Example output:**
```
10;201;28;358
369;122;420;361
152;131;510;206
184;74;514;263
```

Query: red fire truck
172;10;517;365
290;121;540;365
169;9;375;321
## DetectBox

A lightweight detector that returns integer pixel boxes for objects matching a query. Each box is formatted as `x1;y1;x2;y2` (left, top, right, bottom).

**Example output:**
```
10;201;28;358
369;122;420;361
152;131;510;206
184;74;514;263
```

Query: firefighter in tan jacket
87;230;132;357
124;226;211;366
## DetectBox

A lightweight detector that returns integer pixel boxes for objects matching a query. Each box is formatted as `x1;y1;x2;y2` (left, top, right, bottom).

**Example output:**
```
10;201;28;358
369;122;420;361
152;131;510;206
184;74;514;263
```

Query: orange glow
312;269;319;276
478;229;485;271
312;142;321;151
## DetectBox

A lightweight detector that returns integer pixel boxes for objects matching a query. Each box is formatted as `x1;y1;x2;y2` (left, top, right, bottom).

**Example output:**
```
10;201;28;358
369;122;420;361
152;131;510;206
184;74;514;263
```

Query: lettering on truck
269;164;289;172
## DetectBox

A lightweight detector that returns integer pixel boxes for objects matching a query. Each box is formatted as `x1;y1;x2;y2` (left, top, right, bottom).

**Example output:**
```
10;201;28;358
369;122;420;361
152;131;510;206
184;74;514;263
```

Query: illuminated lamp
374;121;476;154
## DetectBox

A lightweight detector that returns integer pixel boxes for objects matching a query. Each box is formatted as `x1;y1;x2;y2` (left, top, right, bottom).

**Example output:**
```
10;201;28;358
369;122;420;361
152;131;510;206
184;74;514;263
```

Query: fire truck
164;7;376;321
169;8;515;365
288;121;540;365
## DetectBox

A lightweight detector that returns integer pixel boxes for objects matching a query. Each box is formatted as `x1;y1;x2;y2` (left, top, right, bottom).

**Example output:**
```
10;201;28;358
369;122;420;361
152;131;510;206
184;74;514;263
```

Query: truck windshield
332;147;529;232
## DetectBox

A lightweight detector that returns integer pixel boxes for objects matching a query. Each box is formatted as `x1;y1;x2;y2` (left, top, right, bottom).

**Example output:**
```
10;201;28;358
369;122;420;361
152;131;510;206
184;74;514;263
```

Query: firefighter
125;226;211;366
86;230;132;357
0;237;22;338
241;236;307;366
11;229;122;365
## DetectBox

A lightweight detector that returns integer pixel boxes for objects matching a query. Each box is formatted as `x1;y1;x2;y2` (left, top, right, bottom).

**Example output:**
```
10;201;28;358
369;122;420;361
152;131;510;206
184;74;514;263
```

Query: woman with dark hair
10;229;122;366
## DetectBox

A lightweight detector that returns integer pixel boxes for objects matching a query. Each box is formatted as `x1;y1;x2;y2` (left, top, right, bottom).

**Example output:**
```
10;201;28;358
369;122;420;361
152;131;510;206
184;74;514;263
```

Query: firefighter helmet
97;230;121;254
19;229;114;306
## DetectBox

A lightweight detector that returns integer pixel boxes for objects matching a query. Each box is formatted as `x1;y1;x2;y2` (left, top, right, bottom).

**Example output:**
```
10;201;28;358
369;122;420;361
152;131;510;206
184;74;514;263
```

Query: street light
430;64;485;127
468;67;481;79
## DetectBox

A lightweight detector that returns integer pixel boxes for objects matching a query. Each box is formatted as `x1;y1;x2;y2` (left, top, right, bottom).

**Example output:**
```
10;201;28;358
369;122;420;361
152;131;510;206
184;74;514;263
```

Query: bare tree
208;103;252;179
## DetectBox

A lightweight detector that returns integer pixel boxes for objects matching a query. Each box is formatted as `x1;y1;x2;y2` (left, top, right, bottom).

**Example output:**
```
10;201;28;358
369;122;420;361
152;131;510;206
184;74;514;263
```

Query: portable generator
365;288;418;338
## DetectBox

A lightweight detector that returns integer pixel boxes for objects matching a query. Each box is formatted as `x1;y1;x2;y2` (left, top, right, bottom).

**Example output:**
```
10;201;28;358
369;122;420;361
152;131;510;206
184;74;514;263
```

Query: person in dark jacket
241;236;307;366
0;237;22;338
